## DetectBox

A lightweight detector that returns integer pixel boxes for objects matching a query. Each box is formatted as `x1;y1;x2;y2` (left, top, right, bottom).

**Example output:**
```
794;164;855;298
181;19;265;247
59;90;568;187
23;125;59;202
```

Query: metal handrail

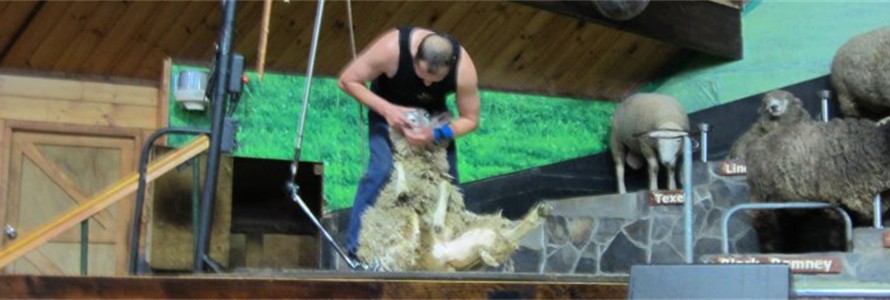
874;194;883;228
721;202;853;254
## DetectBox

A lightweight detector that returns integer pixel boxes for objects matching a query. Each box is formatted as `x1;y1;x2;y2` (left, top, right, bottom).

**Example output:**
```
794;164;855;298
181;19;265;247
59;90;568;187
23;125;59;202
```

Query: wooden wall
0;71;161;275
0;73;159;130
0;1;692;101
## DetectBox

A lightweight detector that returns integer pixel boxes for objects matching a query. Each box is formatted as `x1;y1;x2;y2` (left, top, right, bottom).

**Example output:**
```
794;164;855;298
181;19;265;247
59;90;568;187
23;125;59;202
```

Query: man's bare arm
450;47;480;138
337;29;413;128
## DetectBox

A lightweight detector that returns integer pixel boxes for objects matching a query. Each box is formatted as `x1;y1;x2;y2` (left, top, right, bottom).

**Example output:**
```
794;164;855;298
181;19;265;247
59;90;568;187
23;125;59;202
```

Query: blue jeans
346;114;459;256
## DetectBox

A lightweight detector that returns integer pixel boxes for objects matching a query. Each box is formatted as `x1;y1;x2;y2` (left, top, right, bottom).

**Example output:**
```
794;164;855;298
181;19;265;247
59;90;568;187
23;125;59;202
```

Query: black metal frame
193;0;237;274
128;0;238;275
128;127;210;274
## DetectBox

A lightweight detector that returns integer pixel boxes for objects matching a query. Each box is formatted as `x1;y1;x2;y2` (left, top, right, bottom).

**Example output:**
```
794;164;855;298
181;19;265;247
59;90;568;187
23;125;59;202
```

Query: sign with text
708;255;842;274
648;190;685;206
717;160;747;176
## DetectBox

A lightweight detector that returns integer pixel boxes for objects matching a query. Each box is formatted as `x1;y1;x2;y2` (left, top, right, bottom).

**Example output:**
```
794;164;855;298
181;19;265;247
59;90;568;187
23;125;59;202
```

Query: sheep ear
648;130;688;139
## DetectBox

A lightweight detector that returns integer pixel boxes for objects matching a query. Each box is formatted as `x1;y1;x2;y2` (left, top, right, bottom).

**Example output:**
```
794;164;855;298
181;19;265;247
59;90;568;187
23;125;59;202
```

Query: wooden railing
0;135;210;268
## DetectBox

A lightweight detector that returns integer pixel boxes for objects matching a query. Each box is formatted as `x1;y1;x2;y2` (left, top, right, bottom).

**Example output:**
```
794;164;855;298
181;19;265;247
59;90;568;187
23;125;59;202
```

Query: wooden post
257;0;273;80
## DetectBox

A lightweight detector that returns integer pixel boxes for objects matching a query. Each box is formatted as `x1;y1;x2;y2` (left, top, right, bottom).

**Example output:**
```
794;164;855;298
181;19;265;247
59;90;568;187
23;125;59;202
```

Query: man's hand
382;104;415;129
403;126;434;147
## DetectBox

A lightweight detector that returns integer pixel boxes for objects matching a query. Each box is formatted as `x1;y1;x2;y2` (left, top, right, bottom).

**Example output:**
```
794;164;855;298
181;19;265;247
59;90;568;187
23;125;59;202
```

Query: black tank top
369;26;460;120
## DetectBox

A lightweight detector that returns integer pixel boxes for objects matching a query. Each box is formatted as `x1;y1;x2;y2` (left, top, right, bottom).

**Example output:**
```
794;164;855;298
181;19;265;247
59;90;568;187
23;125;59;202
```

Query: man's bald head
416;33;456;74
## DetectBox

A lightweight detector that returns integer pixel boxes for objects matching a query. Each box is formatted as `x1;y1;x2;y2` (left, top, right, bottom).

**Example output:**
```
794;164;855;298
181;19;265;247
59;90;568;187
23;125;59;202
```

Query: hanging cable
346;0;368;165
284;0;372;270
346;0;357;59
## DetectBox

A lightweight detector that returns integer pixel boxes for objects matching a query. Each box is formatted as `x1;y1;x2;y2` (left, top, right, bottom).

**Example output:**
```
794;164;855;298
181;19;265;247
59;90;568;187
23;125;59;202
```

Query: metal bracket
222;117;238;153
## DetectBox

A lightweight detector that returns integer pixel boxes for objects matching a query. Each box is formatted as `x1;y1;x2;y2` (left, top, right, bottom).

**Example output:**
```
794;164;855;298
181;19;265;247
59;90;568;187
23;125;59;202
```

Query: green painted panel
168;66;615;211
655;1;890;112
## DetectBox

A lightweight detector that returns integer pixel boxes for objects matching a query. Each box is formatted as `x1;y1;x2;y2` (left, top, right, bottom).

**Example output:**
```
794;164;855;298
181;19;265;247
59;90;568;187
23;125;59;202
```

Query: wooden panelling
0;2;40;58
0;1;71;69
0;135;210;271
52;1;129;72
0;1;741;101
78;1;158;75
0;274;629;299
0;74;158;130
0;75;156;105
19;142;117;233
0;121;8;249
0;96;156;129
29;2;104;70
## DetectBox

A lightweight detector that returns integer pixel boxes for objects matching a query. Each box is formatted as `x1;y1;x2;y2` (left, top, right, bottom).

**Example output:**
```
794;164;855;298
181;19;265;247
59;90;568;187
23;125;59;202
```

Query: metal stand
282;0;375;271
129;127;209;275
818;90;831;122
194;0;237;273
682;136;693;263
285;183;375;270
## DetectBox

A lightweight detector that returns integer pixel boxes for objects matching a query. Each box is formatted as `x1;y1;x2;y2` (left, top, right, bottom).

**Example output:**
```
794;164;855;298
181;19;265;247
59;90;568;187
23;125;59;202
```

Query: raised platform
0;271;627;299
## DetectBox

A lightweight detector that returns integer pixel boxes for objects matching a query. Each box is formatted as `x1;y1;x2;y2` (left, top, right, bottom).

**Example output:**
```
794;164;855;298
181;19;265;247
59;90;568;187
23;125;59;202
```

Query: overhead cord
346;0;368;165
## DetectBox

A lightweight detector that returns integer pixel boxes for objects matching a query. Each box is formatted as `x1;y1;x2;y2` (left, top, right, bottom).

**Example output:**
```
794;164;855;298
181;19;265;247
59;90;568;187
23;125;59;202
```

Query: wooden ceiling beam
515;0;742;60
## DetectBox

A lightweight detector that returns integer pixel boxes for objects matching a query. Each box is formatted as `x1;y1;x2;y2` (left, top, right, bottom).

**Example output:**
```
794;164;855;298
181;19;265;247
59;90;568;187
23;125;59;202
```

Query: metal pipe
721;202;853;254
875;194;883;228
195;0;237;273
192;157;201;260
683;136;693;263
286;185;370;270
818;90;831;122
698;123;709;163
128;127;210;274
795;289;890;298
289;0;326;183
80;220;88;275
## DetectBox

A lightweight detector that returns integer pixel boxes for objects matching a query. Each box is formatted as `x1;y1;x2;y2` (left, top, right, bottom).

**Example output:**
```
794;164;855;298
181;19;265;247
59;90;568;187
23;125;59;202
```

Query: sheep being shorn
744;90;890;251
357;111;549;272
831;26;890;120
728;90;812;160
610;93;690;193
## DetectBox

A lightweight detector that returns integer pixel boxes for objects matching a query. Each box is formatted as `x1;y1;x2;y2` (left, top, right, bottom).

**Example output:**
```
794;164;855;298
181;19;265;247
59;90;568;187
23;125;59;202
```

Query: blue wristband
440;125;454;140
433;128;443;142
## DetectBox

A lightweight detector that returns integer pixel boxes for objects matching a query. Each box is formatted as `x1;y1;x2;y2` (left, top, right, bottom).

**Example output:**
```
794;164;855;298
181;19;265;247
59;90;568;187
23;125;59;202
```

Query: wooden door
3;131;135;275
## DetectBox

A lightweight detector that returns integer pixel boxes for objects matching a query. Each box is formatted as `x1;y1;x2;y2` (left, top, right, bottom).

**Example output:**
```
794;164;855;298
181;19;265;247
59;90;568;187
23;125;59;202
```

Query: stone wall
506;161;758;274
321;160;760;274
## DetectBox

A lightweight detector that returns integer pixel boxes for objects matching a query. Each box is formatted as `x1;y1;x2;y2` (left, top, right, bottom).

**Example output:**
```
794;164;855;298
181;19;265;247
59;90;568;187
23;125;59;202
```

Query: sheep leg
507;203;550;241
394;161;407;195
433;180;448;234
432;228;499;270
610;136;627;194
667;165;677;190
640;145;660;191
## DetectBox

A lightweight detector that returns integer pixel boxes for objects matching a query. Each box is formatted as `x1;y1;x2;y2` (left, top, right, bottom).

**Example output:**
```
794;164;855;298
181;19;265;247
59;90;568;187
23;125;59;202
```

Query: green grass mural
169;65;616;211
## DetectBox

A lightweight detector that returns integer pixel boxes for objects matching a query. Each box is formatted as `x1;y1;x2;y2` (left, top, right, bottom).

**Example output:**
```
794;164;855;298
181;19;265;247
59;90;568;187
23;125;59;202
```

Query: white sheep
610;93;690;194
831;26;890;120
357;111;549;271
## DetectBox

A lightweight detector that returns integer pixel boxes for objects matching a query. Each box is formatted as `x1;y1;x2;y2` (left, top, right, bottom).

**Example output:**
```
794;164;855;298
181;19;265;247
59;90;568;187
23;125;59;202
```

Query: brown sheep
831;26;890;120
728;90;812;160
744;91;890;222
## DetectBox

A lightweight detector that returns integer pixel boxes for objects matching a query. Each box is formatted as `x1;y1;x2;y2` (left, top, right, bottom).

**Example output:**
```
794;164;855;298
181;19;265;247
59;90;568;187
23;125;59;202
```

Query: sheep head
758;90;810;125
647;122;689;169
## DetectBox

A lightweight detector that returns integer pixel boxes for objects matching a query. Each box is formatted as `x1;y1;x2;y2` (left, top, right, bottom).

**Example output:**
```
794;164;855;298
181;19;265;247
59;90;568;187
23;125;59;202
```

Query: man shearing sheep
337;26;481;260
